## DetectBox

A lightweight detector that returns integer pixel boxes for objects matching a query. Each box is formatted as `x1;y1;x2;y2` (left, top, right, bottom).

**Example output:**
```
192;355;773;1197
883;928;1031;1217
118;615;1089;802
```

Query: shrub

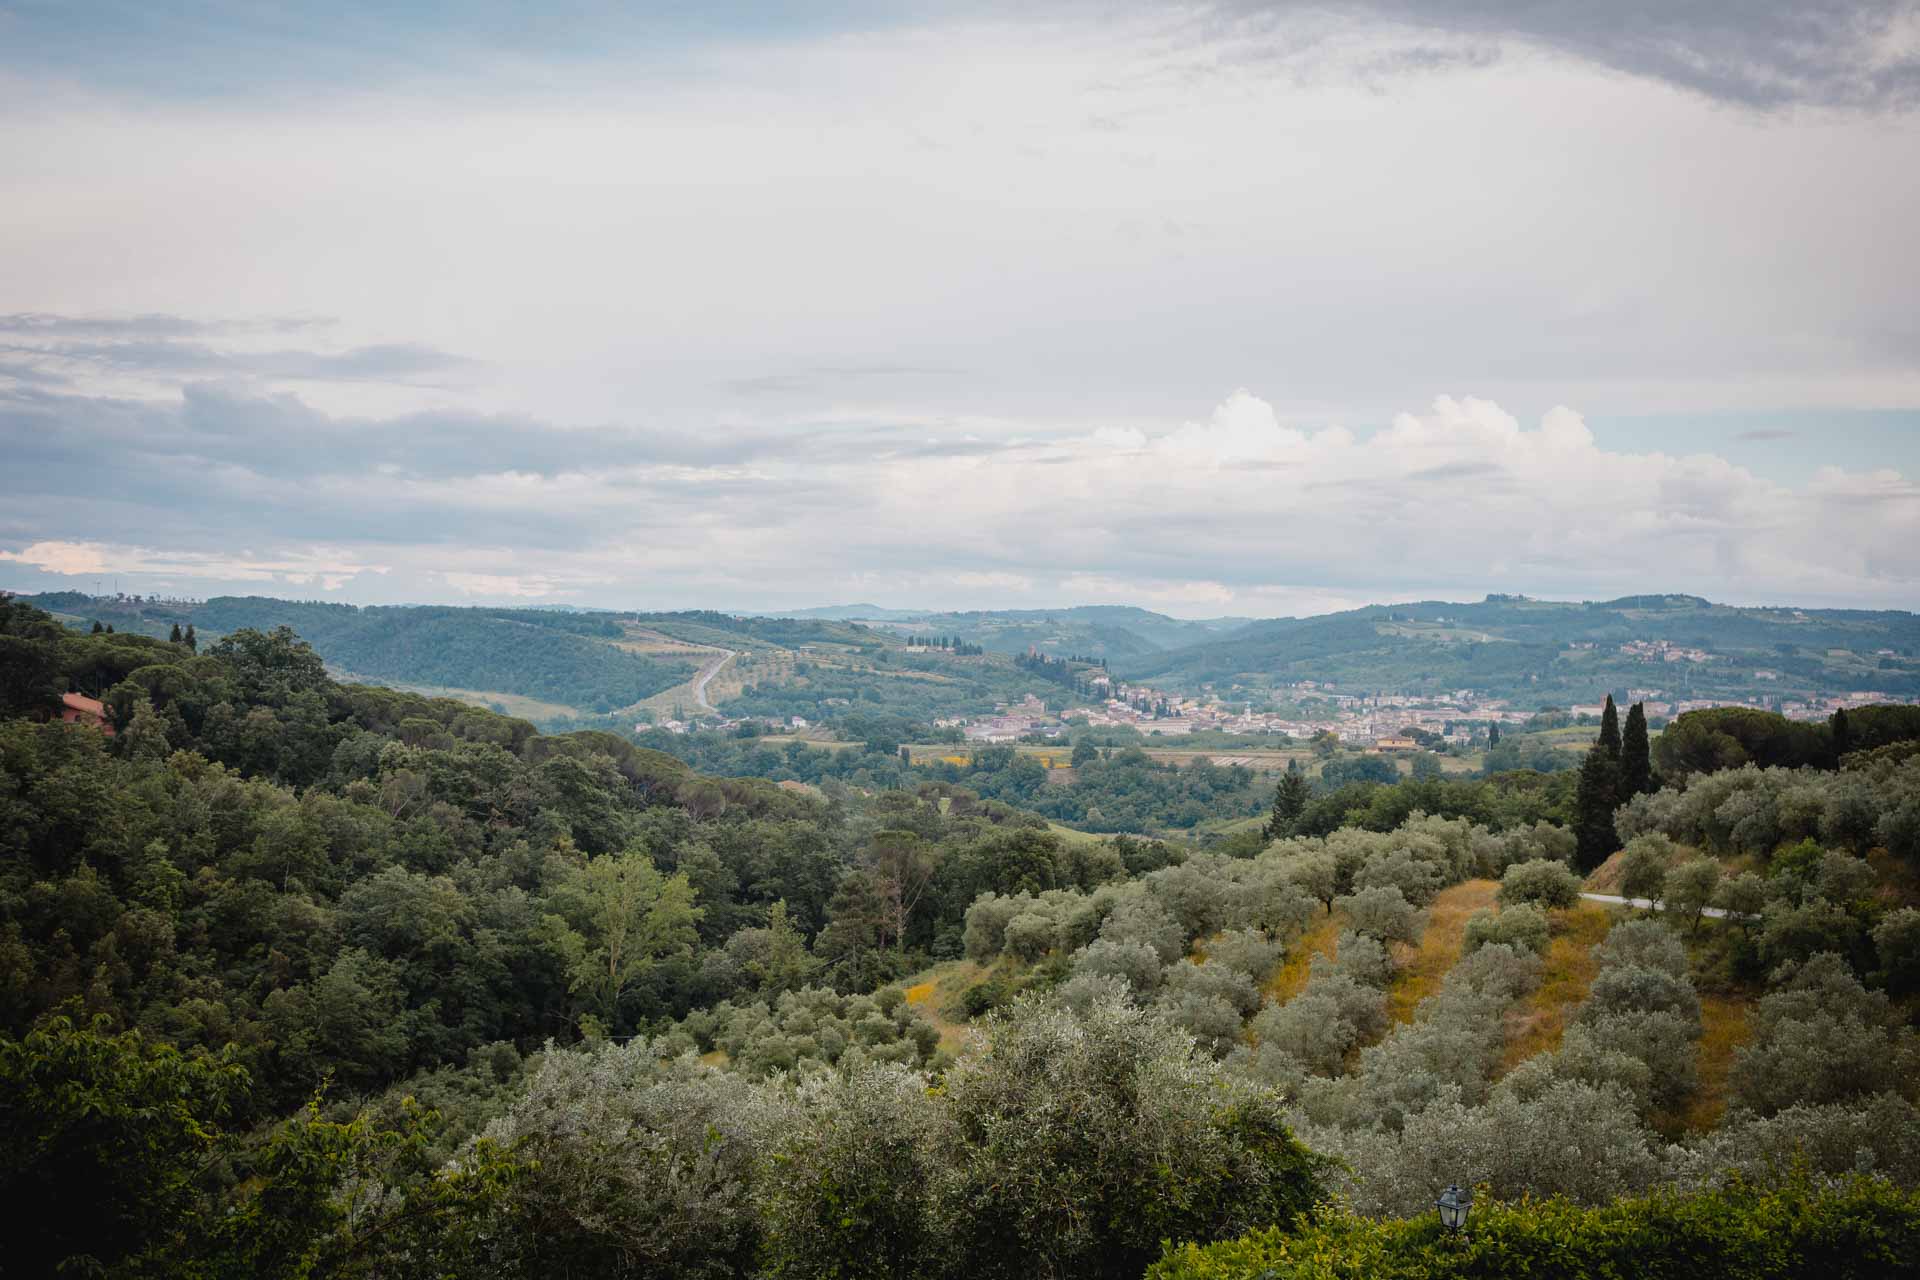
1664;857;1722;930
1731;953;1919;1116
482;1040;787;1278
1001;911;1058;962
1336;885;1420;946
1590;917;1689;978
1498;858;1581;910
1618;833;1677;904
1580;964;1702;1026
1099;897;1187;963
1461;904;1549;957
1070;938;1164;998
758;1064;937;1280
1759;896;1865;971
1352;849;1445;907
1875;908;1920;994
1147;1175;1920;1280
1204;928;1284;981
931;991;1327;1280
1326;931;1394;987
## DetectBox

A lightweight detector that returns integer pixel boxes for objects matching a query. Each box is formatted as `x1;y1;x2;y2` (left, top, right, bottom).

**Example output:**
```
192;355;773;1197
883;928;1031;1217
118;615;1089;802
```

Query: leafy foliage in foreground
1149;1175;1920;1280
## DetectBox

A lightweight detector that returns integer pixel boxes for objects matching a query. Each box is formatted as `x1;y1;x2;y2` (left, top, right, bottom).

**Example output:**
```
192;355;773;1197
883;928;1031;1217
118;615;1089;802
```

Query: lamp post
1436;1184;1472;1235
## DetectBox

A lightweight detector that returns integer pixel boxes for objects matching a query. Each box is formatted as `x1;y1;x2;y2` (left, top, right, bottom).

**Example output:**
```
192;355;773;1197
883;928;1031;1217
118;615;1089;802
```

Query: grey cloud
3;337;476;385
1208;0;1920;109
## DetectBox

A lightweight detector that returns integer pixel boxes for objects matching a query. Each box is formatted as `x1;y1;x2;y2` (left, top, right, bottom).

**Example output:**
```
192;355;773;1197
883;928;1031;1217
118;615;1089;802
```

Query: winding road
691;648;736;713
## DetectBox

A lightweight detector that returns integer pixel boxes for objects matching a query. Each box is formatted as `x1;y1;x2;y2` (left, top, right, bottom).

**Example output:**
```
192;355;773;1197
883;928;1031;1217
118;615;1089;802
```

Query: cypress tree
1620;701;1653;796
1487;722;1500;748
168;623;183;644
1265;760;1312;840
184;624;197;652
1832;707;1851;762
1598;694;1621;758
1573;743;1622;872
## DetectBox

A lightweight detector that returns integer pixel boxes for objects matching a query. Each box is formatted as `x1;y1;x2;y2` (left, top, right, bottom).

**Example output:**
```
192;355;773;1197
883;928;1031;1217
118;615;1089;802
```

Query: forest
4;591;1920;1278
28;593;695;713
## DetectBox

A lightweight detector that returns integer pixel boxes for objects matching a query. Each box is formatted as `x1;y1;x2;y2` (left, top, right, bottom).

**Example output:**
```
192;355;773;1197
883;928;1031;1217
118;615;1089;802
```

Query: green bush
1149;1175;1920;1280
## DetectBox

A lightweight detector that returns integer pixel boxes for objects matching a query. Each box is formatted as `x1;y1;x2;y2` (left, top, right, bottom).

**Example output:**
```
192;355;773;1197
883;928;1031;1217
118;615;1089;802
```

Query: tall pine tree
1620;701;1653;796
1574;743;1621;871
1598;694;1621;758
1265;760;1312;841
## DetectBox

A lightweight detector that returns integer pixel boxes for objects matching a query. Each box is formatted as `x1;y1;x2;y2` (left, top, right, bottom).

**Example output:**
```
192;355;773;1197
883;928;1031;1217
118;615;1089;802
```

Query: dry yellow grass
1670;993;1752;1133
1267;908;1345;1003
896;959;993;1056
1387;879;1500;1023
1500;900;1614;1073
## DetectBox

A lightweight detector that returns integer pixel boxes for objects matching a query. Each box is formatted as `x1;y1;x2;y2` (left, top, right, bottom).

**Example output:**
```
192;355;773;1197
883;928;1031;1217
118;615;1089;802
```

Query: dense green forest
28;592;693;712
6;591;1920;1278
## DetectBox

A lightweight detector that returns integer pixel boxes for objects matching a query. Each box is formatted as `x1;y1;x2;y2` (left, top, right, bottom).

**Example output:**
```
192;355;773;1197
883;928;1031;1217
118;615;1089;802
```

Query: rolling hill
1117;594;1920;706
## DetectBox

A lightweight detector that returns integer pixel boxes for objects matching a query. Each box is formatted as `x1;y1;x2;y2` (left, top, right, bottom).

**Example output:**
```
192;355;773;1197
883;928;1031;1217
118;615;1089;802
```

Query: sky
2;0;1918;619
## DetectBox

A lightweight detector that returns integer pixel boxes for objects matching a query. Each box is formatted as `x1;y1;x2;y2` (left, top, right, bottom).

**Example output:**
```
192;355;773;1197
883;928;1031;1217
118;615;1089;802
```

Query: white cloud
0;539;385;588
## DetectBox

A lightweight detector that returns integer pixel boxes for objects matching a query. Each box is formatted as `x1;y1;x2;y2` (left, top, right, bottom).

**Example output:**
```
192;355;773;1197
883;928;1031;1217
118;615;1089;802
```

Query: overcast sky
3;1;1918;618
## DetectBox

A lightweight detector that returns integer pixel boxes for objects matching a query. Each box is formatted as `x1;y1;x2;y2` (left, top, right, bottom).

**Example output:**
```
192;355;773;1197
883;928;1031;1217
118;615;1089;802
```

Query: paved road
691;648;735;713
1579;891;1733;920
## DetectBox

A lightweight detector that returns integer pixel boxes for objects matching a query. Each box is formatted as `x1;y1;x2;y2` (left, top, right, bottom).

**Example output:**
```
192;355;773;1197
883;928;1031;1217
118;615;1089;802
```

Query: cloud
1207;0;1920;110
6;384;1913;614
0;540;387;590
0;314;475;389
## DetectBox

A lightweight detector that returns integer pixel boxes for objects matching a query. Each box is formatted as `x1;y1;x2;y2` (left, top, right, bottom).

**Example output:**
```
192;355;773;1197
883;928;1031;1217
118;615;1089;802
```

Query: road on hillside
692;648;735;713
1579;892;1734;920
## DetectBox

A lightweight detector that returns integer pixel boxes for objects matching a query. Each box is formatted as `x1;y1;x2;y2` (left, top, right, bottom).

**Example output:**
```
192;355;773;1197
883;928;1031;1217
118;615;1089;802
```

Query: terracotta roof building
58;692;113;734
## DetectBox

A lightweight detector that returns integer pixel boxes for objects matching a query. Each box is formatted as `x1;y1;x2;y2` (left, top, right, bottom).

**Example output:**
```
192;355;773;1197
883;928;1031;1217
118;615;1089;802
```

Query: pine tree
168;623;183;644
1620;701;1653;796
90;620;103;634
1598;694;1621;758
1573;743;1622;872
184;624;197;653
1264;760;1312;840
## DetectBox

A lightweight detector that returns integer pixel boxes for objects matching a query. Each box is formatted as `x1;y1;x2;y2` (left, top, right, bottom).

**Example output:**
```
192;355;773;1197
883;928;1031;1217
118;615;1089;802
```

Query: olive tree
1664;857;1722;931
1461;904;1549;956
1336;885;1420;946
1499;858;1582;910
930;991;1326;1280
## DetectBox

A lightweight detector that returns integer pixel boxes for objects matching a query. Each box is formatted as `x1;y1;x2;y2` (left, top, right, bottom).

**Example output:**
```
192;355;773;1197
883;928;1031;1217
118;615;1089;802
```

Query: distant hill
762;604;1253;661
1117;594;1920;706
18;594;1111;728
23;588;1916;723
